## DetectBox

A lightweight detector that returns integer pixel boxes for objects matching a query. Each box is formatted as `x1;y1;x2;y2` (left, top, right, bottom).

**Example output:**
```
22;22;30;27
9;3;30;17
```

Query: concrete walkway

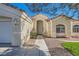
57;38;79;42
0;35;50;56
35;35;50;56
0;36;73;56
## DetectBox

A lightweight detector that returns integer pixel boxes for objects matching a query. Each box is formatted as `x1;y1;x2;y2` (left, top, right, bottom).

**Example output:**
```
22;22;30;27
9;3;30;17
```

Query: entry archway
37;20;43;35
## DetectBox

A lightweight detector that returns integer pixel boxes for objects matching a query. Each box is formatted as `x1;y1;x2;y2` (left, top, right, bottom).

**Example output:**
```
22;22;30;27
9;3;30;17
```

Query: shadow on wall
0;47;46;56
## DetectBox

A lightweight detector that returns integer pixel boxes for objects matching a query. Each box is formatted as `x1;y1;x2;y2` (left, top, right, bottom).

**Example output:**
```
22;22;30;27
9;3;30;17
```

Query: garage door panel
0;21;12;43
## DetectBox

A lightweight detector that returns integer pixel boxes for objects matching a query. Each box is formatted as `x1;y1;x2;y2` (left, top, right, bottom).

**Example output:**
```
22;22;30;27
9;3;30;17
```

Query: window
73;25;79;32
56;24;65;33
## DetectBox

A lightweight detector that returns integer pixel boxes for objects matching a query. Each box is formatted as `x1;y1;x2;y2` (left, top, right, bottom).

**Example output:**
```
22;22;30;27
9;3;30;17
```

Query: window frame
56;24;65;33
73;25;79;33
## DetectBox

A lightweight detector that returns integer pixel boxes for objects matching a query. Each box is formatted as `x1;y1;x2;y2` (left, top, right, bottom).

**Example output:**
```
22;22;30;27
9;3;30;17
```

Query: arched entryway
56;24;65;38
37;20;43;35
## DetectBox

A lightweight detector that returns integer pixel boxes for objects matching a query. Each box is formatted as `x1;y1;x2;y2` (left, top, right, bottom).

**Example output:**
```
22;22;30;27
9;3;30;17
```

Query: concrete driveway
44;38;72;56
0;36;72;56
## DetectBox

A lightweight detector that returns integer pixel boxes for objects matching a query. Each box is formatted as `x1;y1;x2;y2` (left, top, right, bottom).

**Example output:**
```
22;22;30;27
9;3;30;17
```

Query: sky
9;3;79;19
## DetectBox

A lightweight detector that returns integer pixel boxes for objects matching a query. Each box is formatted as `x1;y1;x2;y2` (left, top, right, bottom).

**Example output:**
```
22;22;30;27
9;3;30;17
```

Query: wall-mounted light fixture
13;18;19;25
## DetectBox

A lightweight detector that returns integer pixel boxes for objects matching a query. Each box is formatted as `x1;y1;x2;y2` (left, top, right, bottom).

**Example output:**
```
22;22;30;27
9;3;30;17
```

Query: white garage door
0;21;12;43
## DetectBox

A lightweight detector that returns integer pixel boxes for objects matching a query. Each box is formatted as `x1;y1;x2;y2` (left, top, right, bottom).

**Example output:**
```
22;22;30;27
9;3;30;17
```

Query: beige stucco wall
32;14;75;38
47;20;53;37
71;21;79;37
51;16;72;38
32;14;79;38
32;14;48;36
20;13;32;46
0;4;33;47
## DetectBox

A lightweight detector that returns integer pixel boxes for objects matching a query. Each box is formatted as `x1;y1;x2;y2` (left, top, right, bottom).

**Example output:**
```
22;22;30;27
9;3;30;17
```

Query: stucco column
43;20;46;35
46;21;52;37
11;17;21;46
50;20;53;37
66;21;72;38
70;21;73;39
32;20;37;33
52;22;56;38
35;20;37;33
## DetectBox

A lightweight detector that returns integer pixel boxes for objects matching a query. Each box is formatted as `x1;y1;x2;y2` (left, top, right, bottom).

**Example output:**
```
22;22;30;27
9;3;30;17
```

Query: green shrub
30;32;37;39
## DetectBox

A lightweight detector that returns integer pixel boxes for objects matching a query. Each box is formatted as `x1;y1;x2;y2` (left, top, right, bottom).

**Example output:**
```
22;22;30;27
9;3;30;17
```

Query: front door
37;20;43;35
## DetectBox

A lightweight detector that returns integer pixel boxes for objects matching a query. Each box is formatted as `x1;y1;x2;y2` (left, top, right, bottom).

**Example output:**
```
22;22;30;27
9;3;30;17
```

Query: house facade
32;14;79;38
0;4;33;47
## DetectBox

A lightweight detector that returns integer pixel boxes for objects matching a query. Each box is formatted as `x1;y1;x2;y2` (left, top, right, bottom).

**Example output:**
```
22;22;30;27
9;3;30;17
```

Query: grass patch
63;42;79;56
